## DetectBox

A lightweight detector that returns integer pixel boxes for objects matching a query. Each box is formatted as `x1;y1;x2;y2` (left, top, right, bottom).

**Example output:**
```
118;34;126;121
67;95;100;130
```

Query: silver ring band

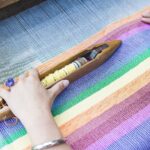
32;139;65;150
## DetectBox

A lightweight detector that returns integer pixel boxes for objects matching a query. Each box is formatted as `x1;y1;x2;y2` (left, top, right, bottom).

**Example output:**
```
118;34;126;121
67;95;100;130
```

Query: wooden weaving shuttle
0;40;122;121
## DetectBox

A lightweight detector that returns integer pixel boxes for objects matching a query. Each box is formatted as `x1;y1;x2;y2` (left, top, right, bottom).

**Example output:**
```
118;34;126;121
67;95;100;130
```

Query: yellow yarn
42;74;56;88
41;57;88;88
53;70;65;81
41;79;47;87
64;63;77;74
58;69;68;78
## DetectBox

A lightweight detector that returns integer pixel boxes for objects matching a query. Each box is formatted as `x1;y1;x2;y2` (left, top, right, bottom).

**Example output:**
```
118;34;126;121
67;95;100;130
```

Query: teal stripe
0;48;149;149
52;48;150;116
0;129;27;148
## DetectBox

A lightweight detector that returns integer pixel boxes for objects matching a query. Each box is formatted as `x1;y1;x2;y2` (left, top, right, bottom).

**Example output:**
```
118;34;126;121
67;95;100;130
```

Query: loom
0;1;150;150
0;40;121;120
0;0;44;20
0;1;122;120
0;0;123;120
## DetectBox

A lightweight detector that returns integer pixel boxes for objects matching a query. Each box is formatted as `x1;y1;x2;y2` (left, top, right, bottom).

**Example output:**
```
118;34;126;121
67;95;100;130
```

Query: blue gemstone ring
5;78;15;87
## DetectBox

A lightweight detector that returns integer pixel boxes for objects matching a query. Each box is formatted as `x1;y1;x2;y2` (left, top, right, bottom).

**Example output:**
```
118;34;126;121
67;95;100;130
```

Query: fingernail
63;80;69;87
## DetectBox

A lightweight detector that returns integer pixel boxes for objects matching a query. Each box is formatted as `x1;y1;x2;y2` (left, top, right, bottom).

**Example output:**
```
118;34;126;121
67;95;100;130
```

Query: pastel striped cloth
0;8;150;150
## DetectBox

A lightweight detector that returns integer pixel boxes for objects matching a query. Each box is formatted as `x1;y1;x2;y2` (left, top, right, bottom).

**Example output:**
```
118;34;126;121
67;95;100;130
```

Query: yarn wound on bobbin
41;57;88;88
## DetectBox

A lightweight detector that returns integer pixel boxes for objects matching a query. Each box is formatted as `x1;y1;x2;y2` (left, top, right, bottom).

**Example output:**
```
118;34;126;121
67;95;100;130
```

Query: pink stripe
67;83;150;144
70;90;150;149
119;23;150;40
107;21;149;41
86;104;150;150
96;20;150;43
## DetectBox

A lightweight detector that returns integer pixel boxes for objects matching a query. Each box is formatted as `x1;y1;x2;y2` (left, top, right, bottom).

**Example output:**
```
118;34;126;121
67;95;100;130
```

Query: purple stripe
86;104;150;150
98;20;149;42
107;119;150;150
67;82;150;144
0;119;24;138
67;83;150;149
53;20;150;110
120;23;150;41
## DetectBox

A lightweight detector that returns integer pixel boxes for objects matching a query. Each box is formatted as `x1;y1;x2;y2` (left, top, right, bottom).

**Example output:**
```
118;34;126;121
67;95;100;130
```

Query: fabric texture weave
0;1;150;150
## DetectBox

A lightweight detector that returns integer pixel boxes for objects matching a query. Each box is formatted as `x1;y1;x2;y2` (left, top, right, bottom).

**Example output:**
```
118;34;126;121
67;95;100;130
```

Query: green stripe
52;48;150;116
0;49;150;149
0;129;27;148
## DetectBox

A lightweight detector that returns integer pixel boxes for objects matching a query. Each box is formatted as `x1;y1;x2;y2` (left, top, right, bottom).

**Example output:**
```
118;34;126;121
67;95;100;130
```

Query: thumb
141;17;150;24
48;80;69;105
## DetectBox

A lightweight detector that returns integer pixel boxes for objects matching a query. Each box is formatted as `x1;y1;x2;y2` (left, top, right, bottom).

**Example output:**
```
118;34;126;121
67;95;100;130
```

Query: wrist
22;111;62;146
21;107;51;127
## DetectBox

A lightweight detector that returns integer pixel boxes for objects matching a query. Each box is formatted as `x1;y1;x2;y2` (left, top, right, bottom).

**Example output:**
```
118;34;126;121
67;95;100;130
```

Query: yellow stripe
60;70;150;136
2;58;150;150
54;58;150;126
1;135;31;150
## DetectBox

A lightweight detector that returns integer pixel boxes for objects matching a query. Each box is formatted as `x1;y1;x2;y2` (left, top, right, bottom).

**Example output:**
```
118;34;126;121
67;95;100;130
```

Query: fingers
19;73;27;80
48;80;69;104
142;11;150;24
0;69;39;99
141;17;150;24
0;86;9;100
28;69;39;79
142;11;150;18
18;69;39;82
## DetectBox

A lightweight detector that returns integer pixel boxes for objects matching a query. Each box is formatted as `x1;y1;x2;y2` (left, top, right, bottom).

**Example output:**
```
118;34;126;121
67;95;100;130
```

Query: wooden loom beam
0;0;44;20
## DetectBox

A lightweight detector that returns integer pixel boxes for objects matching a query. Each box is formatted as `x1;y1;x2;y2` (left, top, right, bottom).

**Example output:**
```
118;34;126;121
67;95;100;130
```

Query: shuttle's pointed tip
110;40;122;48
107;40;122;52
115;40;122;47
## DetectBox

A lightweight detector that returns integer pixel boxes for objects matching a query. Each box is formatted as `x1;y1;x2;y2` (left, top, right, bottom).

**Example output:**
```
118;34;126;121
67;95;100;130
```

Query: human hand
0;69;70;147
0;69;69;125
142;10;150;24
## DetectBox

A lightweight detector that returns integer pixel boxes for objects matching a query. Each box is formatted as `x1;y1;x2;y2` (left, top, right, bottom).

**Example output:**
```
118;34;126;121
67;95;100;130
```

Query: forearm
23;111;71;150
0;69;71;150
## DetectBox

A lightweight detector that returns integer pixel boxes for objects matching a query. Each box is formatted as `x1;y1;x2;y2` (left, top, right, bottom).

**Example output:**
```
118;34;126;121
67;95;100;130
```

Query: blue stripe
107;118;150;150
0;119;25;139
52;28;150;110
0;0;150;84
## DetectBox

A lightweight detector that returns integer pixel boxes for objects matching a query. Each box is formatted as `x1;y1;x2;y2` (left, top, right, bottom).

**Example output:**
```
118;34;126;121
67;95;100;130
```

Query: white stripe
54;58;150;126
1;135;31;150
1;59;150;150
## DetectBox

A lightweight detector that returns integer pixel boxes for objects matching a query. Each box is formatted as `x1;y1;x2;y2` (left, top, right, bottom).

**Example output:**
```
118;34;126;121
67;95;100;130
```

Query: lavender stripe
52;27;150;110
70;86;150;149
86;105;150;150
0;120;25;139
107;119;150;150
99;20;149;42
119;24;150;41
67;82;150;144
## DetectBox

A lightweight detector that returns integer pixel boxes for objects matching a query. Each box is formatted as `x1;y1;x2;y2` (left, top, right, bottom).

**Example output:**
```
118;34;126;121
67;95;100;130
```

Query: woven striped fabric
0;8;150;150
